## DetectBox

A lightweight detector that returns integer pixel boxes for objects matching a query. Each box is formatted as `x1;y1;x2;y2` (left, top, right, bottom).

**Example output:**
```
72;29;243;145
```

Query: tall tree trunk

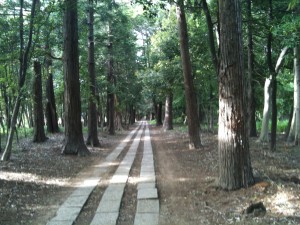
267;0;277;151
218;0;254;190
202;0;218;74
156;101;163;126
246;0;257;137
1;0;37;161
176;0;201;149
86;0;100;146
45;46;59;133
294;46;300;145
33;61;47;142
163;93;173;130
62;0;89;156
107;42;115;135
258;77;271;142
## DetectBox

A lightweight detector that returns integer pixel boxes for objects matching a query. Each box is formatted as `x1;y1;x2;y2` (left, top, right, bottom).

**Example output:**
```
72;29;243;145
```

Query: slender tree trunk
202;0;218;74
163;93;173;130
107;44;115;135
267;0;277;151
258;46;289;143
1;0;37;161
45;73;59;133
33;61;47;142
156;101;163;126
45;45;59;133
86;0;100;147
209;82;214;131
246;0;257;137
176;0;201;149
218;0;254;190
258;77;271;142
62;0;89;156
294;46;300;145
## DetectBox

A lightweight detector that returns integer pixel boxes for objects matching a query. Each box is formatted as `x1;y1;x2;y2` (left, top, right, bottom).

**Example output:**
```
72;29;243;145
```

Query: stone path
46;121;159;225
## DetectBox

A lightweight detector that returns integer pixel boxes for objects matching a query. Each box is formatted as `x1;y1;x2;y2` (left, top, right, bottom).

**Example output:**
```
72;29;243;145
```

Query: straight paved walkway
46;121;159;225
46;123;142;225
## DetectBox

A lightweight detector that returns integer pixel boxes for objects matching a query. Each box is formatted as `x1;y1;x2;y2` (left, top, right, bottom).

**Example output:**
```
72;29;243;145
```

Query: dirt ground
1;124;300;225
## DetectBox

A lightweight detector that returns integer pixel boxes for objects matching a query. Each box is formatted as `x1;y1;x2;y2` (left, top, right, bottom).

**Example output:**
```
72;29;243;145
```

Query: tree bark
156;101;163;126
107;43;115;135
62;0;89;156
246;0;257;137
176;0;201;149
218;0;254;190
258;77;271;142
293;46;300;145
45;46;59;133
1;0;37;161
163;93;173;130
86;0;100;147
202;0;218;74
33;61;47;142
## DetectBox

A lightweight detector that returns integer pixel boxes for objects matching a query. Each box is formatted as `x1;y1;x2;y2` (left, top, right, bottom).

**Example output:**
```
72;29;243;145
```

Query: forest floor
1;124;300;225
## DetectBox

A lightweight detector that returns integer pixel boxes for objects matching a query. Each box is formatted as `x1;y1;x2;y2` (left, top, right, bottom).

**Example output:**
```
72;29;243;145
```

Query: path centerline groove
46;122;142;225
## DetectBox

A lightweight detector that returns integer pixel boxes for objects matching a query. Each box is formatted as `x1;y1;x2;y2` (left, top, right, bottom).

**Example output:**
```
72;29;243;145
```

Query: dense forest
0;0;299;191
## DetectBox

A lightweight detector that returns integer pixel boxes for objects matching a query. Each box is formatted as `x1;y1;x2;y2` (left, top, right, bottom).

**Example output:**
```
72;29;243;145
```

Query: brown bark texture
163;94;173;130
218;0;254;190
33;61;47;143
86;0;100;147
246;0;257;137
62;0;89;156
176;0;201;149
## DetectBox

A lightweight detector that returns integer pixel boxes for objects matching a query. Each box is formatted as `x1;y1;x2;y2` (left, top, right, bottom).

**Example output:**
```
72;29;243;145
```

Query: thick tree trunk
1;0;37;161
62;0;89;156
107;43;115;135
163;93;173;130
218;0;254;190
246;0;257;137
86;0;100;147
176;0;201;149
33;61;47;142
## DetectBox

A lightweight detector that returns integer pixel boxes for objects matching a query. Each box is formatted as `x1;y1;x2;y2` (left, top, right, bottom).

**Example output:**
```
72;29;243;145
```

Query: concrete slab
138;175;156;183
96;200;121;213
62;195;89;207
46;220;74;225
90;212;119;225
140;171;155;177
51;206;82;221
70;186;94;196
137;182;156;190
101;185;125;201
110;174;128;184
137;188;158;199
134;213;159;225
136;199;159;213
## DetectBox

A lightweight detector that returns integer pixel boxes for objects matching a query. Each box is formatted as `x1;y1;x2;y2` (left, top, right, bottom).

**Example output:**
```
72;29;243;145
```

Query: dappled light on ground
0;171;69;186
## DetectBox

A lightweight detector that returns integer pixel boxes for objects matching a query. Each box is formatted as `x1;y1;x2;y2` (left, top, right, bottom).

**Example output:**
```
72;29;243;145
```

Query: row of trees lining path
0;0;299;191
